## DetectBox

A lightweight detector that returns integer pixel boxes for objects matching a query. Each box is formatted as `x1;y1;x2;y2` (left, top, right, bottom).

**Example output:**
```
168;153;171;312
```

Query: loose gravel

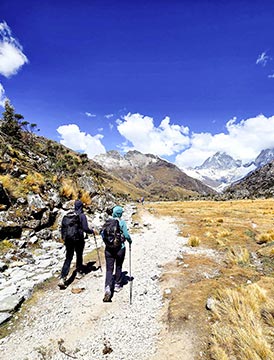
0;211;186;360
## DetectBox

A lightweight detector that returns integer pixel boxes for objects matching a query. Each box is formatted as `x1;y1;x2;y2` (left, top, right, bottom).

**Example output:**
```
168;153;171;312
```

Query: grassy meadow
147;199;274;360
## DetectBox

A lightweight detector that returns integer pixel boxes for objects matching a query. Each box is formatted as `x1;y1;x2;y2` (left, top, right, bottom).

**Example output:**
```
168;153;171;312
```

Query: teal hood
112;205;124;218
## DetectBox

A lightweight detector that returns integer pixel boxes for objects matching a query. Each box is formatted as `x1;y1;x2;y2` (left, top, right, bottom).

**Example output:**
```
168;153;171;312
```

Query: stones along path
0;211;189;360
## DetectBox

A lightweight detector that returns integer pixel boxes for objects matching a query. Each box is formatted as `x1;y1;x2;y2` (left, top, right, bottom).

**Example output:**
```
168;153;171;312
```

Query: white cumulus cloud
116;113;190;156
0;83;7;107
57;124;106;158
0;21;28;77
175;114;274;168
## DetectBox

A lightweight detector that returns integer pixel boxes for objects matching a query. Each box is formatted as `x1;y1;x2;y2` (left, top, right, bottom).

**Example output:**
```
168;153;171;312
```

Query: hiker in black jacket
58;200;95;289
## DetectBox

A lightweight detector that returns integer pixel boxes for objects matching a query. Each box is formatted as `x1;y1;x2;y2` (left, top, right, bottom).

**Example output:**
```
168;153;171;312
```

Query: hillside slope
224;160;274;199
0;131;144;207
94;150;216;200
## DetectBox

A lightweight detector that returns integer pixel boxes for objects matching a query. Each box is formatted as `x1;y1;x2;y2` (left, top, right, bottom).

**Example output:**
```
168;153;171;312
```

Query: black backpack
61;211;81;242
100;218;124;249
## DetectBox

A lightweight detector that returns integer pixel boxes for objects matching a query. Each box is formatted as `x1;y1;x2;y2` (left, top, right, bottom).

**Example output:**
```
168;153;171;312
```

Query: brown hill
94;150;216;200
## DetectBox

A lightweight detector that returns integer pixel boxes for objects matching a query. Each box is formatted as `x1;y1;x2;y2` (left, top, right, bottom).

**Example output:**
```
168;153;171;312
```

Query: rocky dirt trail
0;210;197;360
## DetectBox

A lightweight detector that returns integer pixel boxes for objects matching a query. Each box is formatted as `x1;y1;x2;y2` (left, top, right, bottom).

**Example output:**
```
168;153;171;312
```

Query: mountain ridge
94;150;216;199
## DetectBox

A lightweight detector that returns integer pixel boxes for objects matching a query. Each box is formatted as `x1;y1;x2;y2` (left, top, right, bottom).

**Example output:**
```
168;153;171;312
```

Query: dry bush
227;246;250;265
0;174;13;188
79;190;92;205
22;172;45;193
0;174;26;198
0;239;14;251
210;345;229;360
257;230;274;244
188;236;200;247
257;244;274;258
210;283;274;360
218;229;230;238
60;179;78;199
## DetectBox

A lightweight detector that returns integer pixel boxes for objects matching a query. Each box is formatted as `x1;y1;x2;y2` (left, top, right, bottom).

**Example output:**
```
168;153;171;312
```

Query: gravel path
0;211;187;360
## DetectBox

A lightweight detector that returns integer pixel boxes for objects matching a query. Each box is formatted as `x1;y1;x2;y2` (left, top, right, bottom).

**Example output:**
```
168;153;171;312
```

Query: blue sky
1;0;274;168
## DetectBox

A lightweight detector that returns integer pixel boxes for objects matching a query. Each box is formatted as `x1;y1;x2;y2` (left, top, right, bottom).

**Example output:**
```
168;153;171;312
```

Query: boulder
40;209;56;228
27;194;46;210
0;183;11;208
77;175;98;195
0;312;12;325
36;228;52;241
0;294;25;313
46;189;62;208
0;222;22;240
23;219;41;230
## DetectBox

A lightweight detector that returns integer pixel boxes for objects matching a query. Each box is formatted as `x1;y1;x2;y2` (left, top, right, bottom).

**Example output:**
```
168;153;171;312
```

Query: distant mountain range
94;148;274;200
94;150;216;200
183;148;274;192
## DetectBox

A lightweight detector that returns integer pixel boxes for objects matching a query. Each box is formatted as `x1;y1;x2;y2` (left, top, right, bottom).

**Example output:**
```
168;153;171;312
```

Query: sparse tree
0;100;23;139
0;99;40;144
0;99;23;139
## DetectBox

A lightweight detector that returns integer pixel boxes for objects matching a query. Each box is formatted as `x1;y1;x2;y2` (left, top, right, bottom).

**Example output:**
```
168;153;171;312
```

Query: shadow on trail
121;271;134;286
102;271;134;302
65;261;101;287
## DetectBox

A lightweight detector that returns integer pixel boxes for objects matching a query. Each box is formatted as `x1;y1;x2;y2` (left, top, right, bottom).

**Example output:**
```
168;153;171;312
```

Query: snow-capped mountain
254;148;274;168
196;152;242;170
183;149;274;192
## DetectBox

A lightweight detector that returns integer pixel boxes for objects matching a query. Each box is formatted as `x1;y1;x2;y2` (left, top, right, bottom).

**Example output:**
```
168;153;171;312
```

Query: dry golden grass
227;245;250;265
60;179;78;199
257;230;274;244
188;235;200;247
104;175;145;200
147;199;274;359
0;172;47;197
0;239;14;252
22;172;45;193
0;174;27;198
211;283;274;360
148;199;274;252
79;189;92;205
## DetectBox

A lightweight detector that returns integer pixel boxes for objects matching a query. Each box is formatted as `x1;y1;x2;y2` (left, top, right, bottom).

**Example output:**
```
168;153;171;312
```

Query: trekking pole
93;233;102;272
129;242;133;305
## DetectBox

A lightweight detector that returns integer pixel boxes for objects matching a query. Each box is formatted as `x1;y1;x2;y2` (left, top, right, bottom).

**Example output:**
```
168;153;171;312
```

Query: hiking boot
76;272;84;280
103;286;112;302
114;284;122;293
58;277;67;289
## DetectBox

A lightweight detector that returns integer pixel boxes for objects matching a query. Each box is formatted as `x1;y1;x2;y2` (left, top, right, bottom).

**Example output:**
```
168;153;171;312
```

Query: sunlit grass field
147;199;274;360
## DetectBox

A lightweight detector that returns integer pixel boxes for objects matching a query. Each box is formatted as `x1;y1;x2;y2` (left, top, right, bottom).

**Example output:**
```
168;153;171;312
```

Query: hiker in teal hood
112;205;131;245
103;205;132;302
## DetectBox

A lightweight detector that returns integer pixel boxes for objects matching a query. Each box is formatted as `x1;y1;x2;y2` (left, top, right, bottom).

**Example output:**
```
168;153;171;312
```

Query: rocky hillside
94;150;216;200
0;128;146;244
224;160;274;199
